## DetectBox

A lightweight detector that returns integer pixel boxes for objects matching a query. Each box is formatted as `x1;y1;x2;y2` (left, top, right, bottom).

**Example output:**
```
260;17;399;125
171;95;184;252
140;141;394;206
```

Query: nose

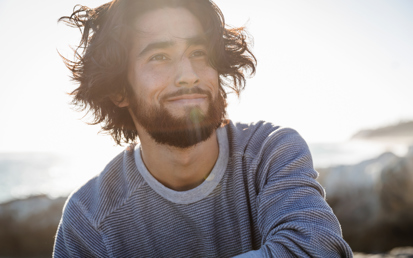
175;57;200;88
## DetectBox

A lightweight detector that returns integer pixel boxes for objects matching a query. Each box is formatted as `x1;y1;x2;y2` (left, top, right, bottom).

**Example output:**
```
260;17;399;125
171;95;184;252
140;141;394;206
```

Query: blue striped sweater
54;121;353;257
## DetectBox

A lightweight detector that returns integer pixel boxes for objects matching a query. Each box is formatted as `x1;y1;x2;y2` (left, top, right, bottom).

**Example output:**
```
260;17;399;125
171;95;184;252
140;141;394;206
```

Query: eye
191;50;207;58
150;54;168;61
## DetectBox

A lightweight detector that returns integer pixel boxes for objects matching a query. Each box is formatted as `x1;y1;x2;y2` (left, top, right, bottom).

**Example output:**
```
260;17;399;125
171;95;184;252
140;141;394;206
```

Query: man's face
126;7;225;148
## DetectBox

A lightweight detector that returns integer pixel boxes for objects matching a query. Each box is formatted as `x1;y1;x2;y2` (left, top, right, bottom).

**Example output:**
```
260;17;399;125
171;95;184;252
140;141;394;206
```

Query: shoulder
61;145;145;228
225;120;309;159
225;120;317;188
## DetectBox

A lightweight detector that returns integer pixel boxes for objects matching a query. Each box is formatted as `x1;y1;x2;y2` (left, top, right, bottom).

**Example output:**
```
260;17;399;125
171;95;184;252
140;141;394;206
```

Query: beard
130;87;226;149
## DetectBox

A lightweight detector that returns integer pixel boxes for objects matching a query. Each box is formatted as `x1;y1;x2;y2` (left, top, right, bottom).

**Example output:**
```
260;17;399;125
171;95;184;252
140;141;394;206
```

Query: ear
110;94;129;108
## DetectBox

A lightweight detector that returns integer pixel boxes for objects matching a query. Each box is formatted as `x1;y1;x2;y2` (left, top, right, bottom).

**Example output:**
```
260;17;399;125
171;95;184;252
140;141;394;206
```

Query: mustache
160;87;212;102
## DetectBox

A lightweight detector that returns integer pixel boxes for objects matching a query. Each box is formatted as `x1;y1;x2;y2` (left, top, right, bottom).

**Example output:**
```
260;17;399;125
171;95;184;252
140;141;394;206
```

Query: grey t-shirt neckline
134;127;229;204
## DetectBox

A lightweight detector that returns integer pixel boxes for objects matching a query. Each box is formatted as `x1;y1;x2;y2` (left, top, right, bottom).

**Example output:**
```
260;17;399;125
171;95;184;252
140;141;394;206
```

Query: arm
237;128;353;257
53;198;109;258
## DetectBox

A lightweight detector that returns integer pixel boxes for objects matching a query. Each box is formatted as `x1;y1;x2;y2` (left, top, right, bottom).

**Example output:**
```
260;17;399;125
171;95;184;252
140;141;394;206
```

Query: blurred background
0;0;412;257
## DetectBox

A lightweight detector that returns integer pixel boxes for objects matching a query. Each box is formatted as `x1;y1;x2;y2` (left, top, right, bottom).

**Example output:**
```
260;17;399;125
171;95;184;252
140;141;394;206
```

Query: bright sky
0;0;412;154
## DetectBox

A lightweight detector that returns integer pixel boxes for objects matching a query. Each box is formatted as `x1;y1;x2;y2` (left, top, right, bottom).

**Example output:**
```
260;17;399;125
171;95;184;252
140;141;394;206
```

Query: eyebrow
137;35;207;58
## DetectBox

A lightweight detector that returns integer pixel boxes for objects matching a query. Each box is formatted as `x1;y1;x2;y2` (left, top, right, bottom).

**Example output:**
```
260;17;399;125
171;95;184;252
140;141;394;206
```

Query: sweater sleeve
236;128;353;258
53;197;109;258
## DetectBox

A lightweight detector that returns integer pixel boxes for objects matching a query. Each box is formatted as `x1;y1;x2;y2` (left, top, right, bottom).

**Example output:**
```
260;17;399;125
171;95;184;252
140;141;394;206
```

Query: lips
166;94;207;105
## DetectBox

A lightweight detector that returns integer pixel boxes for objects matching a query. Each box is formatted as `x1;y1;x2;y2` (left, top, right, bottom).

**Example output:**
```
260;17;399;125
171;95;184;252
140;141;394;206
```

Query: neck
136;124;220;191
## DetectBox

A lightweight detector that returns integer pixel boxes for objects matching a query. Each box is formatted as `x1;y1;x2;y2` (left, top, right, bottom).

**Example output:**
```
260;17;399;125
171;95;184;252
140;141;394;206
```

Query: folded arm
236;128;353;257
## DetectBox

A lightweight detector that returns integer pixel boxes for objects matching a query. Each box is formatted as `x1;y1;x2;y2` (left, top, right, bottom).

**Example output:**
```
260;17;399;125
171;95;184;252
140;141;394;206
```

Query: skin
120;7;220;191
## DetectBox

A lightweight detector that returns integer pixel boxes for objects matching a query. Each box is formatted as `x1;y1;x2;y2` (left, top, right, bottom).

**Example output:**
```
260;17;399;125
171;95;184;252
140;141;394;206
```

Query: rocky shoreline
0;195;66;257
317;145;413;254
354;247;413;257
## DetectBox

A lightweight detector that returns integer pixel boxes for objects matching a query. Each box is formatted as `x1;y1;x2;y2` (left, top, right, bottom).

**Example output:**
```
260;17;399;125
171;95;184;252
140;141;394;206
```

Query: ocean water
309;140;409;168
0;151;118;204
0;140;410;204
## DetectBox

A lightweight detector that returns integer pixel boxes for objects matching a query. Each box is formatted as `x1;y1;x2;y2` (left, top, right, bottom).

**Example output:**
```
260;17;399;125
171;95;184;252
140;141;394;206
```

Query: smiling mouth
166;94;207;104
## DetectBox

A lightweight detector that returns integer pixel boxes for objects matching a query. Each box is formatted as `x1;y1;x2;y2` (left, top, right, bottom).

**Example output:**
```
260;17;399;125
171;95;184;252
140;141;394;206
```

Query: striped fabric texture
53;121;353;257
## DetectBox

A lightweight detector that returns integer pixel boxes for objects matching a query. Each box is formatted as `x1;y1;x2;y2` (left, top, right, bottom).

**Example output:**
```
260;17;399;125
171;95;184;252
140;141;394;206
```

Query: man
54;0;353;257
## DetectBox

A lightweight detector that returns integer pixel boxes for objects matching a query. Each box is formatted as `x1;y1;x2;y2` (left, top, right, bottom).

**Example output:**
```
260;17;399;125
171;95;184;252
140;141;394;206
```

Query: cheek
132;67;174;102
193;60;218;80
201;67;219;91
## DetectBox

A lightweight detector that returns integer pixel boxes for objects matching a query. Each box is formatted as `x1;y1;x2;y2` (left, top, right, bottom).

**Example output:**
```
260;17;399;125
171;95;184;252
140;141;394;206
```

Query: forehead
132;7;204;44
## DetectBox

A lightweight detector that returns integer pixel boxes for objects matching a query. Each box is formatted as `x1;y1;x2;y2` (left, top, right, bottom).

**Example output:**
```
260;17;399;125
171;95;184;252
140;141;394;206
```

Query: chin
130;89;226;148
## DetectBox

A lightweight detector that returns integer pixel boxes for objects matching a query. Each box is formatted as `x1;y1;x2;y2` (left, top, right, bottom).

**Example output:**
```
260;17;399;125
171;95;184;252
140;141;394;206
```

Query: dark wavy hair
59;0;256;145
